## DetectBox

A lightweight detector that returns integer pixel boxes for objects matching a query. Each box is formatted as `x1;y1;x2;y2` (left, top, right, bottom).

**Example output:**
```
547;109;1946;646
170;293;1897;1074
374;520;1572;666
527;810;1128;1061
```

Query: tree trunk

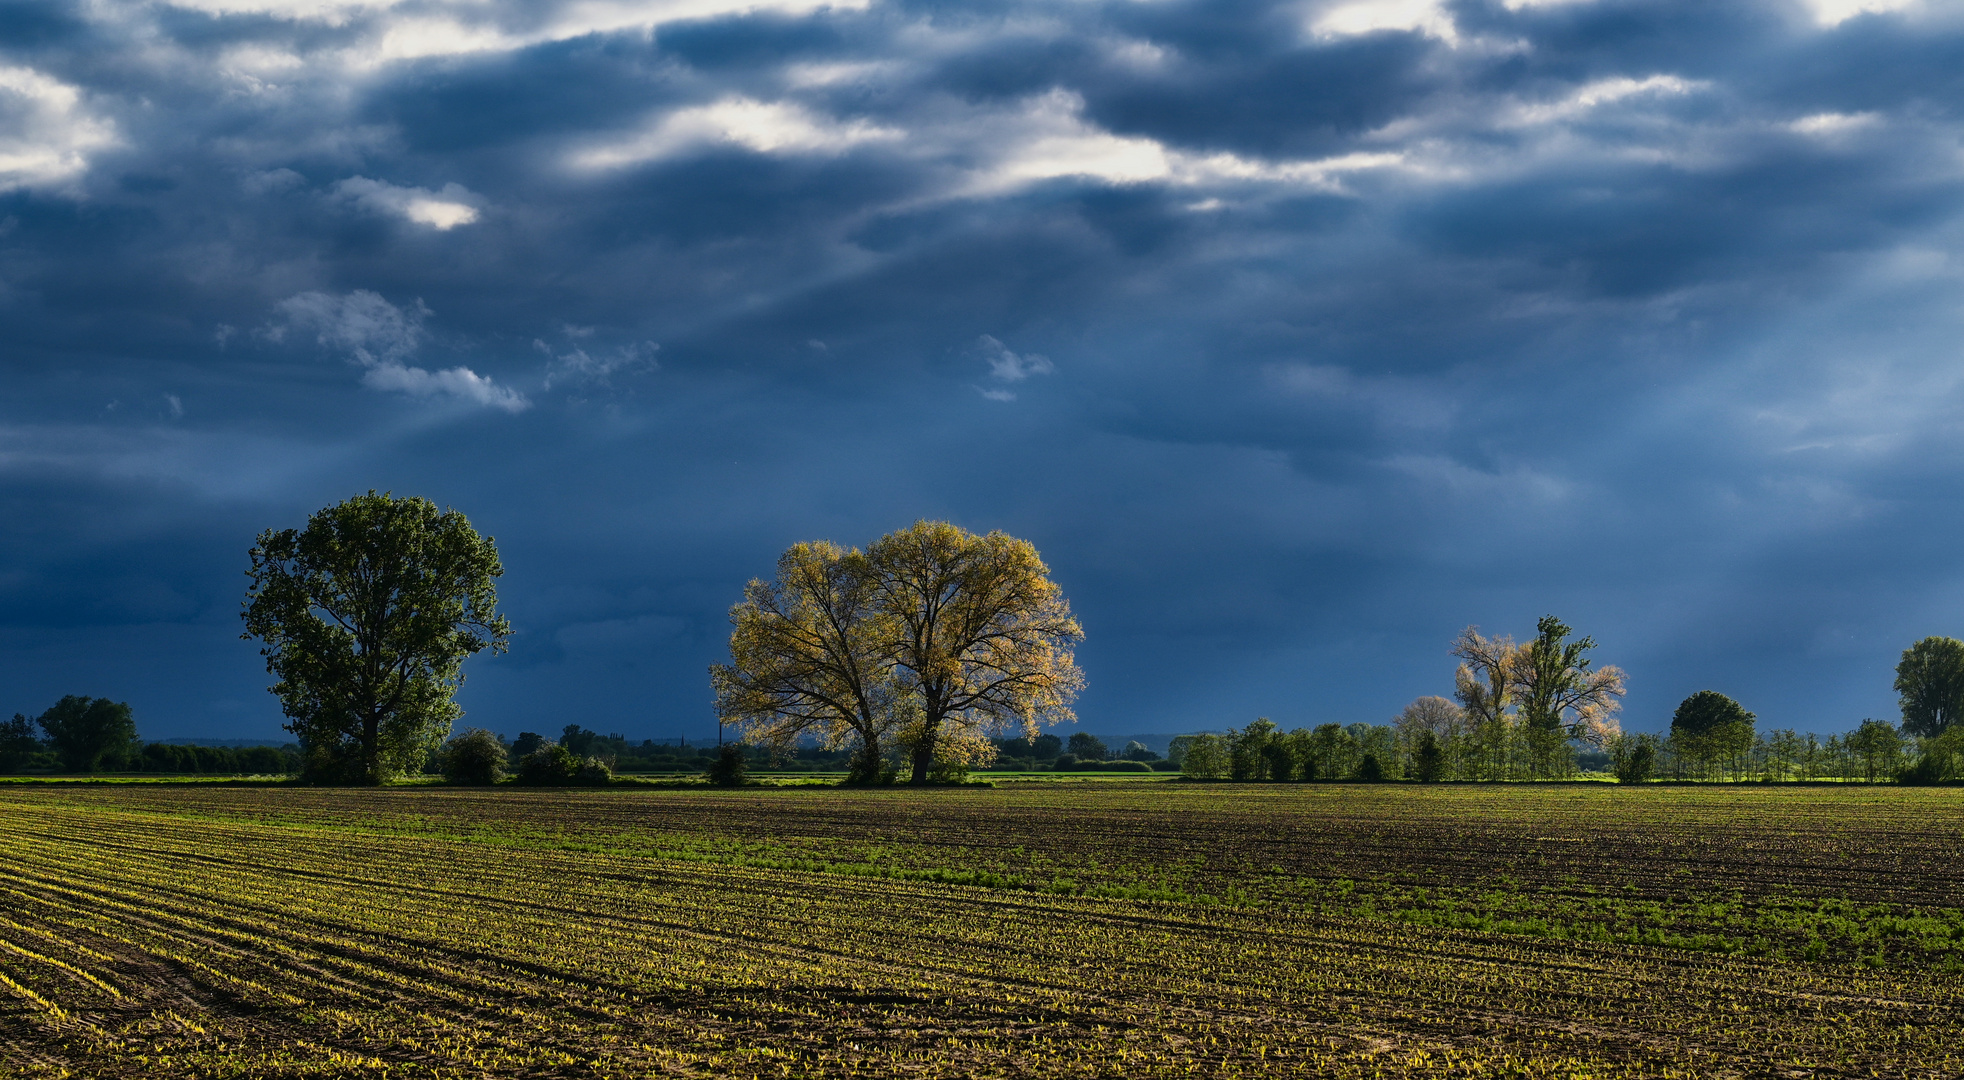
363;711;382;785
909;721;937;784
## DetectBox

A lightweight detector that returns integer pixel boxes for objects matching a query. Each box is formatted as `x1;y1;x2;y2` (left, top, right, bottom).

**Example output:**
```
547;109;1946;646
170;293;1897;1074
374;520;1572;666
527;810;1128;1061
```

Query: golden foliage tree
713;523;1084;785
710;541;899;781
1451;627;1519;779
1513;615;1625;750
867;521;1085;784
1451;618;1624;778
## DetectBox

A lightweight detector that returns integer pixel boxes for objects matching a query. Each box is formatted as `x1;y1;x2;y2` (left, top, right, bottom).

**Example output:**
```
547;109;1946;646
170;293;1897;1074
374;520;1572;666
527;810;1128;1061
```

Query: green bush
844;744;895;785
707;743;748;786
443;728;509;785
517;743;580;785
927;758;971;783
1357;752;1385;783
1616;741;1656;784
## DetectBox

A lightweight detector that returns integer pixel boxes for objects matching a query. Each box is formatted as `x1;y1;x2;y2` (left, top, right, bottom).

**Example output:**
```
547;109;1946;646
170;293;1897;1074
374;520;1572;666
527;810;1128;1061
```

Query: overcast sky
3;0;1961;741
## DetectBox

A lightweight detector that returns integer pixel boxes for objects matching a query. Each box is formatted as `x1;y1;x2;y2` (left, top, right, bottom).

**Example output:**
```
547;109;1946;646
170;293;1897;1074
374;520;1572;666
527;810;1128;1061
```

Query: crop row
0;785;1959;1077
46;782;1964;965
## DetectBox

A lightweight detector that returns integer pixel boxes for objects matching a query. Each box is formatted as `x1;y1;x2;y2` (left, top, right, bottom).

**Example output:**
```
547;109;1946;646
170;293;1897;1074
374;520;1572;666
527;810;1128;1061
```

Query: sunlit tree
242;492;510;784
867;521;1083;784
1894;636;1964;738
711;541;900;782
1511;616;1625;776
1451;627;1519;779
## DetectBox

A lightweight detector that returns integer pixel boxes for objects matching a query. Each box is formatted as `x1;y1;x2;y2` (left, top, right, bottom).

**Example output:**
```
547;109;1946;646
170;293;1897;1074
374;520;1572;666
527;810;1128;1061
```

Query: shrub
1053;753;1079;771
1356;752;1385;783
927;758;971;783
1616;741;1655;784
575;756;614;786
517;742;581;785
1103;760;1152;773
444;728;509;785
845;744;895;786
707;743;748;786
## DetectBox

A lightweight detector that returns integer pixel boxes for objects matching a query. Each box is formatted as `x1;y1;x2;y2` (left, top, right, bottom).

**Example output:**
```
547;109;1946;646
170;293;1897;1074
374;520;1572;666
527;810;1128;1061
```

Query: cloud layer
4;0;1964;739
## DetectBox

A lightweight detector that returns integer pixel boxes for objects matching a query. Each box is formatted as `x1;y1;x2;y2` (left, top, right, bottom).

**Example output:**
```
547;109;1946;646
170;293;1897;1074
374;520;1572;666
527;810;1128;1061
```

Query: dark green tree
1894;636;1964;738
242;492;511;784
443;728;510;785
1671;691;1755;777
36;696;137;773
1671;691;1753;738
1847;719;1904;782
1067;732;1107;761
516;741;579;784
1030;733;1063;760
708;742;748;786
1614;737;1656;784
1356;752;1385;783
0;713;42;772
1261;740;1295;781
1227;718;1277;780
1412;730;1445;782
560;724;599;756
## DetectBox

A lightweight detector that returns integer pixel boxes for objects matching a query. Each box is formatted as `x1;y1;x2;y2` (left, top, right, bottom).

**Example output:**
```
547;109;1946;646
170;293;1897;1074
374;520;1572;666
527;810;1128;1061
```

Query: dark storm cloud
2;0;1962;739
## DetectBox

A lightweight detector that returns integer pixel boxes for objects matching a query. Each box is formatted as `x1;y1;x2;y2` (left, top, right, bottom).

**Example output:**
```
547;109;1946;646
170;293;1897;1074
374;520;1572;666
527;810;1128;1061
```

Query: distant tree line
1173;718;1405;781
0;695;301;776
1176;629;1964;784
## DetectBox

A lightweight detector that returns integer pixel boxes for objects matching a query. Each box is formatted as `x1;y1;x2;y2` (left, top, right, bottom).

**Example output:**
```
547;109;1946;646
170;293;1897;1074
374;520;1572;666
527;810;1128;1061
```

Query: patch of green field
0;784;1958;1077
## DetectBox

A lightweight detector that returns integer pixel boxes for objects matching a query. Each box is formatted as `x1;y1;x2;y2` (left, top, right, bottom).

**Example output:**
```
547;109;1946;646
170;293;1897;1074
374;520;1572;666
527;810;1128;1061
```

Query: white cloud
155;0;874;63
1789;111;1881;136
970;91;1407;195
571;97;902;170
1799;0;1919;26
0;66;119;193
1311;0;1458;43
333;176;483;230
272;289;428;364
976;335;1053;400
536;337;659;388
270;290;528;411
1507;75;1706;126
362;362;530;412
979;335;1054;382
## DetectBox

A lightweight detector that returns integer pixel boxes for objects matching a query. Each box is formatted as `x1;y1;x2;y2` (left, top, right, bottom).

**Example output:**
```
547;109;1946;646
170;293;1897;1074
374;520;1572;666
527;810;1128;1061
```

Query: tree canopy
711;541;898;782
1514;616;1626;747
714;521;1083;784
242;492;510;784
1670;690;1755;740
36;696;137;773
866;521;1083;783
1893;636;1964;738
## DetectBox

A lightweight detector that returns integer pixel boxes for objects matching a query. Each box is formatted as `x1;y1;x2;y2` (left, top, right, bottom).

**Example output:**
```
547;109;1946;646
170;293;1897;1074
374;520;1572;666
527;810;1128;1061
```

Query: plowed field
0;783;1958;1078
